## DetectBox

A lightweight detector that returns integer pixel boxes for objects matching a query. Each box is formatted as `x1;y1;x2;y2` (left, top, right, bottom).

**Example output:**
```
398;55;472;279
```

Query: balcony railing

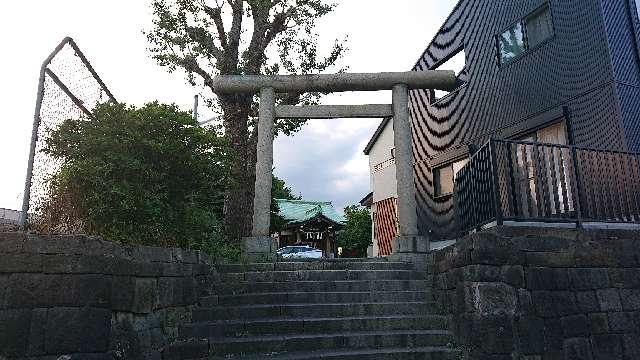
454;139;640;234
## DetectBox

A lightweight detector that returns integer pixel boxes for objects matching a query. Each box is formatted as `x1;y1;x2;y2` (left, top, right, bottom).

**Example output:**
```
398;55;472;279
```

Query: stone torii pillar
213;71;457;260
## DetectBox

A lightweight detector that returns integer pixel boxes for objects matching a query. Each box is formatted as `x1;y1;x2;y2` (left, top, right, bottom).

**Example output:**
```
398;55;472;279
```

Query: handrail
455;139;640;235
491;138;640;157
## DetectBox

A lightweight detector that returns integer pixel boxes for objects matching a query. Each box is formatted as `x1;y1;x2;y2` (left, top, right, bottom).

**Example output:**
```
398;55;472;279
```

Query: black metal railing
454;139;640;234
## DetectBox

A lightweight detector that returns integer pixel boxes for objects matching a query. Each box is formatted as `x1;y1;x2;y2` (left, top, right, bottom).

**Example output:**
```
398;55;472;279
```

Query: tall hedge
42;102;227;249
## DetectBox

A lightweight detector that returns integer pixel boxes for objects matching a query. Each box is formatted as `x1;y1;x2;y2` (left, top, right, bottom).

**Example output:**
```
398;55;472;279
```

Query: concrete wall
428;227;640;359
368;118;397;204
0;233;216;360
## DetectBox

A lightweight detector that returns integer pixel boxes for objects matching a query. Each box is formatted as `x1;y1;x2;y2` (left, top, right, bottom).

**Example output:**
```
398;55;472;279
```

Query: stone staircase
162;259;458;359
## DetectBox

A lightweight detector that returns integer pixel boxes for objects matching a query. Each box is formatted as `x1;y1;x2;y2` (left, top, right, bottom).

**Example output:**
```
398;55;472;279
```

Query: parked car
276;246;323;260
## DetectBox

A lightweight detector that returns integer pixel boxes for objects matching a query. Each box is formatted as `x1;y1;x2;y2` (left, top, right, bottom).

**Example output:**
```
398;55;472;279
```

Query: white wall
368;119;398;203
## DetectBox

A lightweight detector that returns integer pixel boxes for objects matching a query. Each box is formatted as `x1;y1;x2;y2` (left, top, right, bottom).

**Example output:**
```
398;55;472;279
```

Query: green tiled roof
274;199;346;225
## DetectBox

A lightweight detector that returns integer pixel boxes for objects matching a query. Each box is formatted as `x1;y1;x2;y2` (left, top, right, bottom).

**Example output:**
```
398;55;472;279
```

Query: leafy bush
42;102;227;249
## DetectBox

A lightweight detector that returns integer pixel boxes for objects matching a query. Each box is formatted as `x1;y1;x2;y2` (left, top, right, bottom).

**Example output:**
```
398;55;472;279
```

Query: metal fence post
19;68;46;229
571;146;583;227
470;154;480;232
505;142;518;217
490;139;503;226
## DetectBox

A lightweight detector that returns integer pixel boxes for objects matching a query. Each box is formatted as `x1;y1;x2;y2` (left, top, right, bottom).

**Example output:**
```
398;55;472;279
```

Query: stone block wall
0;233;216;360
429;227;640;360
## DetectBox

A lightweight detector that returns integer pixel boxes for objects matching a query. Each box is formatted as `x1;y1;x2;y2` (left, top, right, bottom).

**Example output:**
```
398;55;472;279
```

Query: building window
525;5;554;48
517;121;567;145
497;4;554;66
434;158;469;197
498;22;526;65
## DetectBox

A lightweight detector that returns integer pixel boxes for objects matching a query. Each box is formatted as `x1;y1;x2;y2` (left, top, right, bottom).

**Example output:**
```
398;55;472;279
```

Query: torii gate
213;71;457;260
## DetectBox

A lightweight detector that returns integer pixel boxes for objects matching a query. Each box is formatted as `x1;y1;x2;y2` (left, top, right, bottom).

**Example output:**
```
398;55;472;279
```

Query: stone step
216;261;413;273
219;270;425;283
204;290;428;306
204;330;454;356
179;315;450;339
192;302;434;321
206;346;460;360
212;279;430;294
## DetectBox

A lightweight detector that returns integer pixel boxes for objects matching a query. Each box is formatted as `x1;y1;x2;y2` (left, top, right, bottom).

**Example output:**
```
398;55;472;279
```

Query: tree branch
185;26;225;60
203;4;228;50
176;55;216;90
226;0;244;73
243;1;271;74
243;1;293;74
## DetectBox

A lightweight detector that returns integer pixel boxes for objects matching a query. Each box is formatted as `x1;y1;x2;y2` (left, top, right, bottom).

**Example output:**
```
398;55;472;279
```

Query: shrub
41;101;227;249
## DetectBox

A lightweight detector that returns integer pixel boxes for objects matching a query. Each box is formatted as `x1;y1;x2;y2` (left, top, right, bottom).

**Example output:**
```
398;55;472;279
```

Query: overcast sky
0;0;456;213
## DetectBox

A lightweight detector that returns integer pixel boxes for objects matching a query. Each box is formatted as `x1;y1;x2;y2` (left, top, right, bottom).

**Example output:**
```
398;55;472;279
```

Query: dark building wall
410;0;640;239
602;0;640;151
618;84;640;151
602;0;640;85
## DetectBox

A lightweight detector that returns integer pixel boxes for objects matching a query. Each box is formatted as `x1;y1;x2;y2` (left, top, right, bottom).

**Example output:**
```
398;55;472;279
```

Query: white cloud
341;140;371;177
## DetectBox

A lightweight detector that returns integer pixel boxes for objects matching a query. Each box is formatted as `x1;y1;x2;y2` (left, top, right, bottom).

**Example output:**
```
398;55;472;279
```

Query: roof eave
286;213;345;229
359;192;374;208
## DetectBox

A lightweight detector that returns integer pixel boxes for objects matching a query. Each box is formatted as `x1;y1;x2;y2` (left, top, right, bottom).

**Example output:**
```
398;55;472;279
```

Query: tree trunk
221;95;252;242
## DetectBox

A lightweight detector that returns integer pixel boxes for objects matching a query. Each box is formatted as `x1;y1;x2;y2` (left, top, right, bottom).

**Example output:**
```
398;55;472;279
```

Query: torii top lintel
213;70;457;94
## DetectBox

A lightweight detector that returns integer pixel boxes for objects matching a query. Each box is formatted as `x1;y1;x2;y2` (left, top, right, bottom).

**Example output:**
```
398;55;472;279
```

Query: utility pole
193;95;199;122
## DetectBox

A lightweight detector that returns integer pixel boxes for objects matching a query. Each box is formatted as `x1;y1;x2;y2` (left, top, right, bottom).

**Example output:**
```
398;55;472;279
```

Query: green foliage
270;175;301;234
42;102;227;249
336;205;372;255
190;231;242;263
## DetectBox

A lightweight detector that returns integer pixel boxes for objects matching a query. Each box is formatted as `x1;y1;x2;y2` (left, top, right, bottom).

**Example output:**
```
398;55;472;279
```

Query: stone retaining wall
0;233;216;360
429;227;640;360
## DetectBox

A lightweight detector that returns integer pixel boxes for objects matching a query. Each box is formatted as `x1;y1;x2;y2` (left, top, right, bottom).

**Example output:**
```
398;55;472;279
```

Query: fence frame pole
489;139;503;226
505;142;519;218
19;69;47;229
570;146;584;228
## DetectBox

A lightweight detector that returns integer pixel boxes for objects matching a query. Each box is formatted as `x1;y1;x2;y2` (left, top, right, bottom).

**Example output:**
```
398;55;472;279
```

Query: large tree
146;0;347;242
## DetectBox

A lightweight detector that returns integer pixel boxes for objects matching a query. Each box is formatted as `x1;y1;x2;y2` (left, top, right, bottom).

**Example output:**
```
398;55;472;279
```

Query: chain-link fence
20;37;116;232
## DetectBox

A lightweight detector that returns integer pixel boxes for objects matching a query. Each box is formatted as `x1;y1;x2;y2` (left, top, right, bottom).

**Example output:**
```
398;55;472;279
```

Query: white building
0;208;21;224
361;117;398;257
